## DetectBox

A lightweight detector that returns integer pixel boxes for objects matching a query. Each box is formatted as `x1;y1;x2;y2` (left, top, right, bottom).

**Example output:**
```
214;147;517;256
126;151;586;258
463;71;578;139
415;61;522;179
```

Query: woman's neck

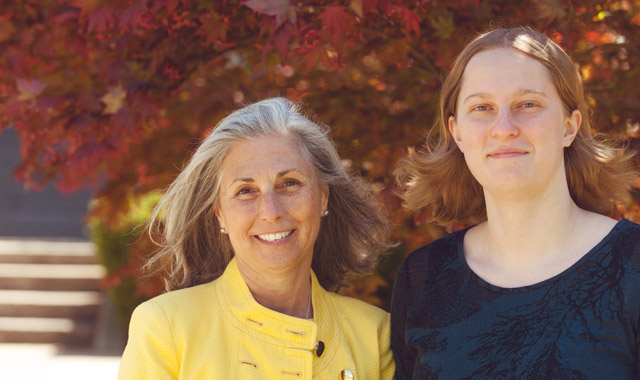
465;185;617;287
484;185;579;255
235;258;313;319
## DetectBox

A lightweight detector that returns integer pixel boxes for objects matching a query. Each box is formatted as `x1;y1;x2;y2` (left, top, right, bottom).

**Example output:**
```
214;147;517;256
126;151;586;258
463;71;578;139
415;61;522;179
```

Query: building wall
0;127;91;238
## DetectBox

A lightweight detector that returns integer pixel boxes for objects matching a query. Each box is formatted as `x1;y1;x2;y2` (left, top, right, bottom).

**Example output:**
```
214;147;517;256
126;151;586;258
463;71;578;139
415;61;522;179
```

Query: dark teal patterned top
391;219;640;379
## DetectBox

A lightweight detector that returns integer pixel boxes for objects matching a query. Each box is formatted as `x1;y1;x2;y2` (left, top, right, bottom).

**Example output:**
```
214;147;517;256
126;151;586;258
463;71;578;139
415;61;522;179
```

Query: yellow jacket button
340;369;354;380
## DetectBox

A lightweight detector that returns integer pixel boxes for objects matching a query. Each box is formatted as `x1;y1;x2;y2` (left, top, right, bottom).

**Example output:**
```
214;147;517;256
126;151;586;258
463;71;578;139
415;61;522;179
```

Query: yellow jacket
118;258;395;379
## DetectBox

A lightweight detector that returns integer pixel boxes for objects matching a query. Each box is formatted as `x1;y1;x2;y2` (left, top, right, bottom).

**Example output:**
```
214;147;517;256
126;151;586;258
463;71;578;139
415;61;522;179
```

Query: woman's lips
487;149;528;158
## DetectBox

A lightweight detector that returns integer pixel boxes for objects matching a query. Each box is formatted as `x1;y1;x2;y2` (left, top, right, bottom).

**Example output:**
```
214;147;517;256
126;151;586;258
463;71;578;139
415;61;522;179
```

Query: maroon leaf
119;1;147;30
53;8;81;26
197;14;228;46
361;0;382;14
273;24;292;61
399;6;420;36
243;0;296;28
302;47;322;72
151;0;180;15
87;7;113;33
166;0;180;14
319;6;353;39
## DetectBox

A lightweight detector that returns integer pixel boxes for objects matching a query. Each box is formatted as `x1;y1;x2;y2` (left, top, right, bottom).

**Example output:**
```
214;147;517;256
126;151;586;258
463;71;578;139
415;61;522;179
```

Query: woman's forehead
458;48;555;98
220;135;315;180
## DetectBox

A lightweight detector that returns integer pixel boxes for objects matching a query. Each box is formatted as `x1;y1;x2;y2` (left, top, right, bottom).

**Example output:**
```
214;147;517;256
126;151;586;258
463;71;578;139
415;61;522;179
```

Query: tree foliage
1;0;639;308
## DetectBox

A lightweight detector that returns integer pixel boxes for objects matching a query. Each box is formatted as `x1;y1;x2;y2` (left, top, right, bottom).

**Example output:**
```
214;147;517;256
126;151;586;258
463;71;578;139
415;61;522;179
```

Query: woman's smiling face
449;47;581;197
215;134;329;275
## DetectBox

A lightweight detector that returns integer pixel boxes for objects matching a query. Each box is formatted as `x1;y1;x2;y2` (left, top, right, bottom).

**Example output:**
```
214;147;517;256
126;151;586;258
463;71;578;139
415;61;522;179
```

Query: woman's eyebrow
231;177;254;184
462;92;492;104
277;169;296;178
231;169;298;183
463;88;547;104
515;88;547;97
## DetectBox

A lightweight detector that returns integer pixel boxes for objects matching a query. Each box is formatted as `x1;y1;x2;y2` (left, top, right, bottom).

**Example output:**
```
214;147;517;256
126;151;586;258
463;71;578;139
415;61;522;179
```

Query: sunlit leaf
350;0;363;18
532;0;567;26
427;10;454;40
100;85;127;115
0;19;15;43
70;0;102;14
16;78;46;103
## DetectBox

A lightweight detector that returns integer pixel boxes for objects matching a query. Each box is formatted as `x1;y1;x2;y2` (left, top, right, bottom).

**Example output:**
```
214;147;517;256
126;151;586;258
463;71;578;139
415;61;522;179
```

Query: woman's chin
250;247;311;272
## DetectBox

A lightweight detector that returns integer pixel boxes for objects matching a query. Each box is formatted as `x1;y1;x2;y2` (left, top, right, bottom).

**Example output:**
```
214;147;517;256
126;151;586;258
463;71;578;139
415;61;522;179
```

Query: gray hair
147;98;391;291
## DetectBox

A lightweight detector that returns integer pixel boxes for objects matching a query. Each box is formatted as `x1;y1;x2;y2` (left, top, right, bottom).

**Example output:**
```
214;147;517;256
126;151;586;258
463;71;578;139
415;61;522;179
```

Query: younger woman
392;27;639;379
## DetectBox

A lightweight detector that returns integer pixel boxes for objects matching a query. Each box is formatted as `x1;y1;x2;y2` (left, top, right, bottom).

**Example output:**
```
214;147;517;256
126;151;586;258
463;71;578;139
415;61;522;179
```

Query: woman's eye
282;179;301;188
472;105;491;112
235;187;254;196
519;102;537;109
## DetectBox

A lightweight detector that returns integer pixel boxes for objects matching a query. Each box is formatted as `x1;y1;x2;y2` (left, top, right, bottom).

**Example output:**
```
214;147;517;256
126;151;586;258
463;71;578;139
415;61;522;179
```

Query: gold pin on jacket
340;369;354;380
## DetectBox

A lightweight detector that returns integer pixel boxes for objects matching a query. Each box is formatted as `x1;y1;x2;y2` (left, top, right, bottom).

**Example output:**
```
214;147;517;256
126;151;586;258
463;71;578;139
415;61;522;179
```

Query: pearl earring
220;227;227;234
322;210;329;217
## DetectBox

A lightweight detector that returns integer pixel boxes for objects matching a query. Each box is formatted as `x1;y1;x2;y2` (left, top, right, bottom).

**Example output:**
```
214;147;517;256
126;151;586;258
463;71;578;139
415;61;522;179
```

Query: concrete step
0;263;104;291
0;317;94;345
0;238;105;346
0;238;96;264
0;290;101;318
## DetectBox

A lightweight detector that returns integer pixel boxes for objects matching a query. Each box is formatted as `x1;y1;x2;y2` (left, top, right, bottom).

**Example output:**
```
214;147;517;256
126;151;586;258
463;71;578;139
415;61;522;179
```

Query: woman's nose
260;191;284;221
490;108;519;139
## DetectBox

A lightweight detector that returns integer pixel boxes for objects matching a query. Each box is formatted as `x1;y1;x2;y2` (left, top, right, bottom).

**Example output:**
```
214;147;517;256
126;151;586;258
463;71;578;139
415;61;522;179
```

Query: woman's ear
321;183;329;214
448;115;464;152
214;203;225;231
563;110;582;147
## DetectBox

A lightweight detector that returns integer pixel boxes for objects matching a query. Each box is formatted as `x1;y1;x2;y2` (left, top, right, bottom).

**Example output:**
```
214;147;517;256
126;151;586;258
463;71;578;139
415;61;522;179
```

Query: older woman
392;27;639;379
118;98;395;379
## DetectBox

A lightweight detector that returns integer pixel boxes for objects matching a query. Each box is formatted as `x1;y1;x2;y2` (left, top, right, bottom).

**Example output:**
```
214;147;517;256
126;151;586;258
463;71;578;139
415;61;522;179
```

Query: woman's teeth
258;230;292;242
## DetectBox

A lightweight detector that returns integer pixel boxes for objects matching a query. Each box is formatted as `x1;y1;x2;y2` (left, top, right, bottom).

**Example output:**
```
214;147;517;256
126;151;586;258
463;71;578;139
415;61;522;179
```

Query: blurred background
1;1;639;378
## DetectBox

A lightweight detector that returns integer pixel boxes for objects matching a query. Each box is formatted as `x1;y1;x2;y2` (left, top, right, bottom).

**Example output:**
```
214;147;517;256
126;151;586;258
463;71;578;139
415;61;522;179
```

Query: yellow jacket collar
217;259;340;370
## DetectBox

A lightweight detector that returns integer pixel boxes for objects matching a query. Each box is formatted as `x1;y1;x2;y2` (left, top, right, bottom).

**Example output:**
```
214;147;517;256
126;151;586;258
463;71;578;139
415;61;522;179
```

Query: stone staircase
0;238;104;346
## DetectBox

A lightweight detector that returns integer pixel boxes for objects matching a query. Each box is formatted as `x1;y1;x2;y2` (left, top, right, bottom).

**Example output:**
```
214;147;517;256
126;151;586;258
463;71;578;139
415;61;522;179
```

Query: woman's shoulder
400;228;467;272
611;218;640;255
327;294;390;344
617;218;640;235
327;291;389;324
134;279;219;317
